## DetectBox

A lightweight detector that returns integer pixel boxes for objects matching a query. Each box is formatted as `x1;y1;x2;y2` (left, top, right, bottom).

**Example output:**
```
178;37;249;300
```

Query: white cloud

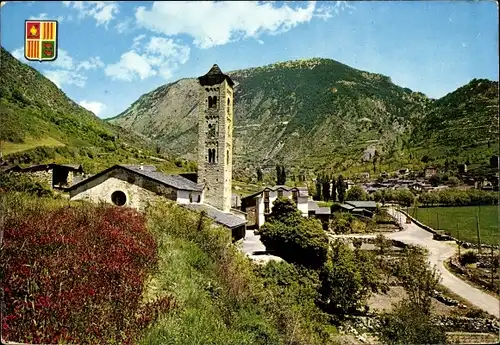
105;36;190;82
29;12;48;20
11;47;27;62
63;1;119;27
44;69;86;88
10;46;105;89
79;100;106;116
134;1;345;49
105;51;157;81
115;18;133;34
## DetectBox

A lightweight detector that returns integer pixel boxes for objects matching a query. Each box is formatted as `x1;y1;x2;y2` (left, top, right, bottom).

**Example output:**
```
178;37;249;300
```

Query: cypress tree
331;176;337;202
337;175;345;203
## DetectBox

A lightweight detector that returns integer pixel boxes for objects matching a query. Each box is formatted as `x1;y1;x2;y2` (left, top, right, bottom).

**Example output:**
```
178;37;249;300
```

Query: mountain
109;58;433;174
0;47;182;174
110;59;499;179
410;78;499;153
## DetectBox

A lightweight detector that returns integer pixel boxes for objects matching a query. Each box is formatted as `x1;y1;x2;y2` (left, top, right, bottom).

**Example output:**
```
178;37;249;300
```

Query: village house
66;64;247;241
240;185;310;228
424;166;438;179
1;163;84;189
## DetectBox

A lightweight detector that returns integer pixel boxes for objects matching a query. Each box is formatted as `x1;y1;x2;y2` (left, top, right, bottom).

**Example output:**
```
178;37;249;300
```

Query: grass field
1;137;65;155
409;205;499;245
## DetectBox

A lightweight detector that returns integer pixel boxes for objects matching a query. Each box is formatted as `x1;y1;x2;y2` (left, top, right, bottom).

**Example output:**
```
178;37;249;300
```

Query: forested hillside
0;47;182;173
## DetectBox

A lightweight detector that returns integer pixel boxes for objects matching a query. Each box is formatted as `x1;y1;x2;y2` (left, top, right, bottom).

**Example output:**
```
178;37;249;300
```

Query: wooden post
490;246;495;290
476;212;482;254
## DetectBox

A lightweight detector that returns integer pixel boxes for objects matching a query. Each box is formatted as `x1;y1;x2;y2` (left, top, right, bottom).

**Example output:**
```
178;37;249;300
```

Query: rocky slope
109;58;433;173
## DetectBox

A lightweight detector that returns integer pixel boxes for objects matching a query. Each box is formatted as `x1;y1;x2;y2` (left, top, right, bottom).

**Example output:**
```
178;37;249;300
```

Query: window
227;150;230;164
264;190;269;201
111;191;126;206
277;189;283;198
189;193;193;203
292;191;298;204
208;148;217;163
227;97;230;107
264;201;270;214
208;96;218;108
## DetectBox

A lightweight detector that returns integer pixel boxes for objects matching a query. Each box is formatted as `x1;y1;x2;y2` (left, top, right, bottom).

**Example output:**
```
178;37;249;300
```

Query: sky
1;1;498;119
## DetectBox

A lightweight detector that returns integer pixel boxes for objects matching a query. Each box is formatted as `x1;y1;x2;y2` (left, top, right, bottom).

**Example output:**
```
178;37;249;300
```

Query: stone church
67;64;247;240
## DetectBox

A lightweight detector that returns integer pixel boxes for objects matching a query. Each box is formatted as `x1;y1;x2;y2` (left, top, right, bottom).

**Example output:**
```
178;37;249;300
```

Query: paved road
385;209;498;317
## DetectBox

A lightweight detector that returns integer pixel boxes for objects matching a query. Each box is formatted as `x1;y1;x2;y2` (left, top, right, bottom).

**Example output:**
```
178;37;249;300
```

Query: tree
315;177;322;201
373;150;378;173
266;197;302;224
376;299;447;345
393;246;441;315
260;199;329;269
257;168;263;182
276;165;282;185
322;178;330;202
345;185;367;201
337;175;345;203
331;177;337;202
318;240;379;319
281;165;286;185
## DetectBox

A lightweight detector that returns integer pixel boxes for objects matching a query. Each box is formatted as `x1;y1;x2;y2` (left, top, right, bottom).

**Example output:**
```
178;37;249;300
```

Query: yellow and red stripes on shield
26;40;40;59
41;22;56;40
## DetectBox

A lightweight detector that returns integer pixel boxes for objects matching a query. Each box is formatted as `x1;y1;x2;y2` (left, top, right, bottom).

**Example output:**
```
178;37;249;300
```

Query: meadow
409;205;498;245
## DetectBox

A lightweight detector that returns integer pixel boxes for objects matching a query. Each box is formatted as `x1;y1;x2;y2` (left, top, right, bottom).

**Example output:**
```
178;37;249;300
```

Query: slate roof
345;201;378;209
241;185;309;200
198;64;234;87
338;204;355;210
121;164;157;172
316;207;331;215
67;164;203;192
180;203;247;228
308;200;319;212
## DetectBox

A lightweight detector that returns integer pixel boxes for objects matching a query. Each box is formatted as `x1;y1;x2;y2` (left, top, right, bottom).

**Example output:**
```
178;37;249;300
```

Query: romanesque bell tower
197;64;234;212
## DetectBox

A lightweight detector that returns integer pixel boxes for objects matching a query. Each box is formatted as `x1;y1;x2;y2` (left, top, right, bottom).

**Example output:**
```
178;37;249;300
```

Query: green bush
0;172;53;197
460;251;478;265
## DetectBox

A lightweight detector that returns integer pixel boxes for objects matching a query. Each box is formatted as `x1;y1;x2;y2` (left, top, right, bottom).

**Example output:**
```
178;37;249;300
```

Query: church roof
67;164;203;192
198;64;234;87
180;203;247;229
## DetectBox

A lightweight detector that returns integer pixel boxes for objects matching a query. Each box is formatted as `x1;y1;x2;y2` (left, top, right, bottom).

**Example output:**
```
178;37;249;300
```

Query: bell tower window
208;96;218;108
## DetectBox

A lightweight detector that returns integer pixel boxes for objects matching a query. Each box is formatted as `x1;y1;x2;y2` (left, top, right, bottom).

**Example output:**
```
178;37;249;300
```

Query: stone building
197;64;234;213
3;163;84;189
64;64;247;241
240;185;331;229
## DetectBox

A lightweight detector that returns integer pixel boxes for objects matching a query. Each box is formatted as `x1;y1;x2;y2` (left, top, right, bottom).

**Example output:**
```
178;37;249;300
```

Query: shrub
0;172;53;197
1;196;174;344
345;185;367;201
460;251;478;265
376;299;447;345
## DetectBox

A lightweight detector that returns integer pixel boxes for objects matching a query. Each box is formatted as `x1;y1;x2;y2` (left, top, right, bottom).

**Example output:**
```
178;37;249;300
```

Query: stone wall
27;170;53;188
70;168;176;211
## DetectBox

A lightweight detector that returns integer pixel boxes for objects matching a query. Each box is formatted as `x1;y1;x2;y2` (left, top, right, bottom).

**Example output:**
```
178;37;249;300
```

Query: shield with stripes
25;20;58;62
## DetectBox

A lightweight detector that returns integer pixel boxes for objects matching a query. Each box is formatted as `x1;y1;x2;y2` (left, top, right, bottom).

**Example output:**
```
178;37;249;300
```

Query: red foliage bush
1;203;175;344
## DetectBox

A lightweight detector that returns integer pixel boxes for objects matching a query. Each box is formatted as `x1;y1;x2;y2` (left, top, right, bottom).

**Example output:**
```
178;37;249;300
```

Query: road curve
384;208;498;317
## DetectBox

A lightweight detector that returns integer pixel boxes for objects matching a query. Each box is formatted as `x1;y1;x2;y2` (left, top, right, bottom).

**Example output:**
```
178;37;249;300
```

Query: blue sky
1;1;498;119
